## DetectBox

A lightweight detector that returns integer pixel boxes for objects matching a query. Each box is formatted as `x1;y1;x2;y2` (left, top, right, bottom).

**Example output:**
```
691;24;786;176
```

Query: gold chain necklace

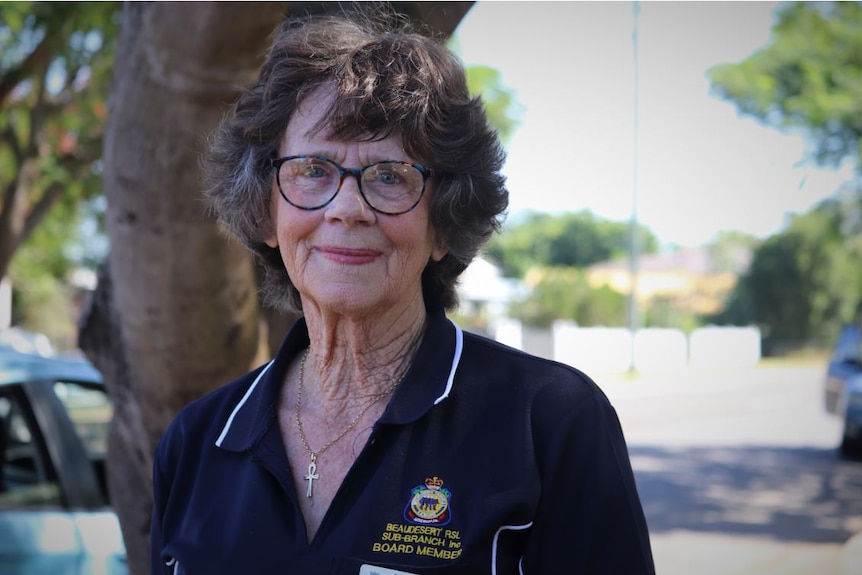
294;349;399;498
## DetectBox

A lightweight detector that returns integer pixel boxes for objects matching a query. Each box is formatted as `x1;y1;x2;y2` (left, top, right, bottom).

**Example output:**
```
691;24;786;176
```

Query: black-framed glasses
270;155;433;215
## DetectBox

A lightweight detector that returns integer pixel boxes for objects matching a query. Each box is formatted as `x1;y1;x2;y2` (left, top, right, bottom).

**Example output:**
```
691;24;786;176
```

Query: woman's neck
299;296;428;401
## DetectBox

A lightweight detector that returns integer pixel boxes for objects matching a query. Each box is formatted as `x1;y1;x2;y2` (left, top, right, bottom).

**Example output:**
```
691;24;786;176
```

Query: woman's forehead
284;88;404;152
290;85;337;136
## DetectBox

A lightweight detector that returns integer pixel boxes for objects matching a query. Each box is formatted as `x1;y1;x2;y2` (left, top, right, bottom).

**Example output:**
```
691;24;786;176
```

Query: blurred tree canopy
482;211;658;329
705;230;758;274
713;190;862;347
709;1;862;169
708;1;862;347
464;64;522;144
0;1;116;341
484;210;658;278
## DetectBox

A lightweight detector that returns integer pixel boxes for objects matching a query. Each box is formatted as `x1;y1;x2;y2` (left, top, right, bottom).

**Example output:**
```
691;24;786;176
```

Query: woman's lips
317;246;380;264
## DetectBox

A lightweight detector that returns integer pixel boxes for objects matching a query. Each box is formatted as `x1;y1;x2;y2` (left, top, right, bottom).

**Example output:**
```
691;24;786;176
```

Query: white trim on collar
433;321;463;405
214;360;274;448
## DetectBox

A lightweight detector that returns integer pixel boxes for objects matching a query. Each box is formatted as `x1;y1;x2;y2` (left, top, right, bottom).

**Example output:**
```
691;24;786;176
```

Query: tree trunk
80;4;286;574
0;160;33;279
79;3;472;574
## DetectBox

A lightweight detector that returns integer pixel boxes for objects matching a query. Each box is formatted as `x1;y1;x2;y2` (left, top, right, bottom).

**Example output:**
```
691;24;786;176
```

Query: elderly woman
150;12;654;575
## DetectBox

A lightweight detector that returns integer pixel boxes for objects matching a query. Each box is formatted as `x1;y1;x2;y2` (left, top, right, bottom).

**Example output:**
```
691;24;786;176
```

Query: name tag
359;565;418;575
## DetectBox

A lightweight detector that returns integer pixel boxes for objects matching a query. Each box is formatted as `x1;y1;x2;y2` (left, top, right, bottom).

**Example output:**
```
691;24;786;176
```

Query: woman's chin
304;289;385;316
301;286;422;320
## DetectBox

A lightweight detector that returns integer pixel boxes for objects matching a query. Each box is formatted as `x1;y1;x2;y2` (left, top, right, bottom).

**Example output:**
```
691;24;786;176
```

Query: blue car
0;348;127;574
824;324;862;458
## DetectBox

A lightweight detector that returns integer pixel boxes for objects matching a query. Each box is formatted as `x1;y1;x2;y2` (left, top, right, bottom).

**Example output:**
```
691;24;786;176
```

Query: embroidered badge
404;476;451;525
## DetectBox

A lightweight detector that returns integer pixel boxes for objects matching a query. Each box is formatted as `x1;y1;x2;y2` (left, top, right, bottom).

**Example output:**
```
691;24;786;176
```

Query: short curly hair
204;12;508;312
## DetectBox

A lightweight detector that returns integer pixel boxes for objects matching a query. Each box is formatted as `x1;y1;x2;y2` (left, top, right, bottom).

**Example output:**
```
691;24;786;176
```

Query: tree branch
21;180;65;245
1;169;19;210
18;147;101;245
0;179;20;260
26;61;51;158
0;37;52;105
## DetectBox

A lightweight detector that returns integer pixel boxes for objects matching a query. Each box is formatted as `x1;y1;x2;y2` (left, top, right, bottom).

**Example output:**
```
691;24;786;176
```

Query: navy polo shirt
151;305;654;574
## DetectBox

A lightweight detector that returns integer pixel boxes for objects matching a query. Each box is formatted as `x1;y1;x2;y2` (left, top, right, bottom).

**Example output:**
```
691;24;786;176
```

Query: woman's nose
324;173;375;223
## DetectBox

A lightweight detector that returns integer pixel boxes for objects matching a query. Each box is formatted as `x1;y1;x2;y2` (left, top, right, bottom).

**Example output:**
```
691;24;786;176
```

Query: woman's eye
376;171;401;185
303;164;328;178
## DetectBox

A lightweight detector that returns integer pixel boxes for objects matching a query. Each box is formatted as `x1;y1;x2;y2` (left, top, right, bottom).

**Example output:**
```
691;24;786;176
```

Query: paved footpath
650;532;853;575
594;364;862;575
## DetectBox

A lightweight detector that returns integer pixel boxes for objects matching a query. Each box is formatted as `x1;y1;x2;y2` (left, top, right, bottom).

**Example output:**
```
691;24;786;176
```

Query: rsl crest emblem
404;476;452;525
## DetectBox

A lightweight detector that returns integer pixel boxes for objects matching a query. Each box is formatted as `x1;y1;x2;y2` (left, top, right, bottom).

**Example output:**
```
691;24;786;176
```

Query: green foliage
642;295;699;333
448;36;523;144
709;2;862;169
706;230;759;274
7;187;105;349
508;267;626;328
465;64;523;144
713;190;862;345
1;1;117;188
9;268;77;350
0;2;118;208
485;210;658;278
1;1;118;339
708;1;862;347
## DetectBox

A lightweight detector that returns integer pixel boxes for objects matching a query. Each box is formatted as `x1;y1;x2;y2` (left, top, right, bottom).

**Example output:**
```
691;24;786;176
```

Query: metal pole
628;0;641;375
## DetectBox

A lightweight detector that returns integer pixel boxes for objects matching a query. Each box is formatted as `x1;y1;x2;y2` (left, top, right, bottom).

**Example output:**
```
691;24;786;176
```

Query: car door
0;378;127;575
825;324;862;414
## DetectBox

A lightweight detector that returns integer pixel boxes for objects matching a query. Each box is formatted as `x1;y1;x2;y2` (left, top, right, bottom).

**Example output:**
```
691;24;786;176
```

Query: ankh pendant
304;456;320;498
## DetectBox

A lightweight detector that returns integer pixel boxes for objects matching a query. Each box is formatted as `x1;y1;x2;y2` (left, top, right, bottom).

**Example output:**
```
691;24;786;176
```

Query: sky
453;1;857;248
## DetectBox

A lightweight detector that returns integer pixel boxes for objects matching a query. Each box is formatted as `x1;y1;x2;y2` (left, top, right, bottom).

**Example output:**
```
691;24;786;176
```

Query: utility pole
628;0;641;375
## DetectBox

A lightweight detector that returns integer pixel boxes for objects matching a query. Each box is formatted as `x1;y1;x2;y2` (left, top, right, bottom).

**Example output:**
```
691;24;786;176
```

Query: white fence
493;319;761;373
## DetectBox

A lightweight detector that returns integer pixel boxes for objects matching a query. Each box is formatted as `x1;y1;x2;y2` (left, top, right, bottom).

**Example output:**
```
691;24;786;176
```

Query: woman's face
265;87;447;318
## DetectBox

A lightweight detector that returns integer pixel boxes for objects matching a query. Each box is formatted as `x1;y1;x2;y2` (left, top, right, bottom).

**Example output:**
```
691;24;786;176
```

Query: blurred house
586;246;750;316
456;257;525;333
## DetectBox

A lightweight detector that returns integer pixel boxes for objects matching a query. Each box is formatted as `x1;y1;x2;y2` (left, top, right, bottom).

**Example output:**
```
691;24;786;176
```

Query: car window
53;381;112;501
53;382;111;459
0;391;62;509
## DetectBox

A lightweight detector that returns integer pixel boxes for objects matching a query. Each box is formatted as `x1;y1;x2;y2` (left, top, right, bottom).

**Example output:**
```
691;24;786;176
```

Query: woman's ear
264;223;278;248
430;240;448;262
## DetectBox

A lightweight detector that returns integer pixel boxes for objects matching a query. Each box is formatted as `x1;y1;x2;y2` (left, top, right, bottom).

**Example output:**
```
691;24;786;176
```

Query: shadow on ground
631;445;862;543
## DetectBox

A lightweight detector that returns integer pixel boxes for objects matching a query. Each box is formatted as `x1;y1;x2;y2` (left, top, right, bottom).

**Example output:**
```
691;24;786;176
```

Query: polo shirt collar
215;304;461;452
379;304;462;425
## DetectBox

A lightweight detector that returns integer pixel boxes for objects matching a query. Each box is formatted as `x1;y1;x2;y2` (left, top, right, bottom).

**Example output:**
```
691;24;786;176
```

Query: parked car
824;323;862;458
0;348;127;574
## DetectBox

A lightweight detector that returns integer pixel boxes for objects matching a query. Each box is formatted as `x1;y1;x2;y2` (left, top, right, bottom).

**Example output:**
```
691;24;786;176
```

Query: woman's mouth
317;246;380;265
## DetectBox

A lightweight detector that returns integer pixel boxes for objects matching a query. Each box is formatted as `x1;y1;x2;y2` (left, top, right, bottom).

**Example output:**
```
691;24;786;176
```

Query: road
597;363;862;575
